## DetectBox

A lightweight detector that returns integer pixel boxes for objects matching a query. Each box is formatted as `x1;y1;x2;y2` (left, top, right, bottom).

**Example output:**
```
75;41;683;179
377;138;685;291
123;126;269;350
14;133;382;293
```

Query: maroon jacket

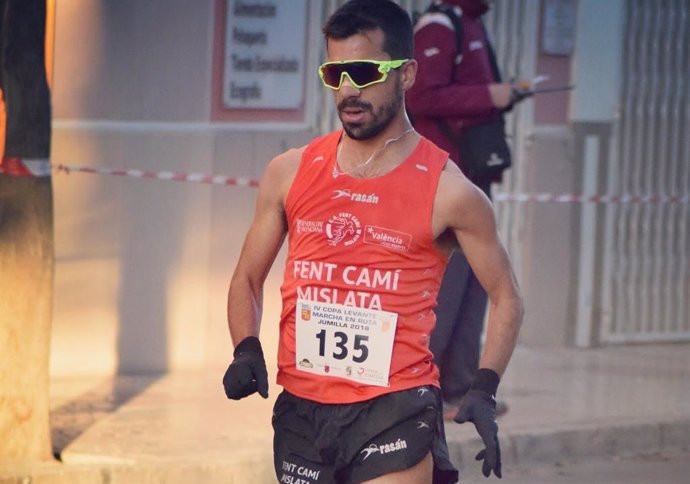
406;0;503;182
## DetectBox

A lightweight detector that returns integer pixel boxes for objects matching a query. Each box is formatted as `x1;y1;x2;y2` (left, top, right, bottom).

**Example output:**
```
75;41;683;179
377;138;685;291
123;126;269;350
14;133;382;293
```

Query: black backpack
412;3;511;182
413;3;502;83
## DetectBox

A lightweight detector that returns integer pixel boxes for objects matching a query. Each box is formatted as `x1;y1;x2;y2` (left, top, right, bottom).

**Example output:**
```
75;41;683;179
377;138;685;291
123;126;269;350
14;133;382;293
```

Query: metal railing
601;0;690;343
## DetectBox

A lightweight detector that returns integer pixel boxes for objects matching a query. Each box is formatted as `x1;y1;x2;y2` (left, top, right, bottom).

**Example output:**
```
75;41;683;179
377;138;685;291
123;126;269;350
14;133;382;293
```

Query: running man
222;1;523;482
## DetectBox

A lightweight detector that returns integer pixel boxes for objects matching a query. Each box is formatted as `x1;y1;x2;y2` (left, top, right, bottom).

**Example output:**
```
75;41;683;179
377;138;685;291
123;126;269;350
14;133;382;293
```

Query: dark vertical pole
0;0;54;462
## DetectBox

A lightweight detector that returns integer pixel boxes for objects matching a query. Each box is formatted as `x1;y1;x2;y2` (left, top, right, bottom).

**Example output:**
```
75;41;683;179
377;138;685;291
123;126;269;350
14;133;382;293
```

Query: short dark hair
322;0;413;59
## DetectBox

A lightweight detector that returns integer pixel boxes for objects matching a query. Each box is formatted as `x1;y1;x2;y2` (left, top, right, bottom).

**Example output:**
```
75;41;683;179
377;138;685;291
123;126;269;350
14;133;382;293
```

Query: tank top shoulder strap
286;130;342;212
301;130;341;164
417;136;450;172
409;136;450;190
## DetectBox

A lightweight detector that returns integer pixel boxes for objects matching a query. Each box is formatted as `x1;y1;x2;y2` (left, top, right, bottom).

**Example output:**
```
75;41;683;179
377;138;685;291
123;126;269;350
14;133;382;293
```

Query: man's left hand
454;389;502;478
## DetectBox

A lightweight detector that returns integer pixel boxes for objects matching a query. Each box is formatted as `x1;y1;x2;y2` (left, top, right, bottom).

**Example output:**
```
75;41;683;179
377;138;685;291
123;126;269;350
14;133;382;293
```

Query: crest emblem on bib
300;304;312;321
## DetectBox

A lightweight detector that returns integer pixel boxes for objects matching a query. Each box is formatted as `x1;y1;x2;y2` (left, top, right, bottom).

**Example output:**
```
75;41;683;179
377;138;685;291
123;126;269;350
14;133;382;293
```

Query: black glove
222;336;269;400
453;369;502;478
511;86;533;104
502;86;532;113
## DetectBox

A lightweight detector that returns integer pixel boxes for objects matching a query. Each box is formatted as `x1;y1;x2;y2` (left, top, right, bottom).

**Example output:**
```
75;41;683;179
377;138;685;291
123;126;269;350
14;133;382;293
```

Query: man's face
326;29;405;141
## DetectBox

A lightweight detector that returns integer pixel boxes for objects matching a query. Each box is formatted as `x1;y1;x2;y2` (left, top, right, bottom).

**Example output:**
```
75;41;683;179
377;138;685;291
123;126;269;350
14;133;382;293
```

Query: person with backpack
406;0;527;421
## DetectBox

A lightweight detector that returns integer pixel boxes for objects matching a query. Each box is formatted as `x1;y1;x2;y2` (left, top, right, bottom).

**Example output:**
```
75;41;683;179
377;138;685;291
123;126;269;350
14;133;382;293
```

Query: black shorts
272;386;458;484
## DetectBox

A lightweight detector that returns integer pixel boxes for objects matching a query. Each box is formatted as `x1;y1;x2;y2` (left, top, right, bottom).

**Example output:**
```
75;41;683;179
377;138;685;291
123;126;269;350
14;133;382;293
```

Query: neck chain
333;127;415;178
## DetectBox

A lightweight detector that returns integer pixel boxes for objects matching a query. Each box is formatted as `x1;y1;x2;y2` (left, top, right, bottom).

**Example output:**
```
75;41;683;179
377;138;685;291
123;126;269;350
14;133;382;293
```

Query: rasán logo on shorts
332;189;379;204
325;212;362;247
360;439;408;460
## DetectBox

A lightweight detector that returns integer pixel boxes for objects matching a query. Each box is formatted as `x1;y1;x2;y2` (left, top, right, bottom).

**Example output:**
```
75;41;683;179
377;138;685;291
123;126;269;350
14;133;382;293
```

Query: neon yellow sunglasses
318;59;409;90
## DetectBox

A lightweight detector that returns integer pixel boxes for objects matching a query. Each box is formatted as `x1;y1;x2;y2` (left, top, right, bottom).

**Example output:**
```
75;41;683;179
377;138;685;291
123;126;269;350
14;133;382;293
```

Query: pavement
1;343;689;483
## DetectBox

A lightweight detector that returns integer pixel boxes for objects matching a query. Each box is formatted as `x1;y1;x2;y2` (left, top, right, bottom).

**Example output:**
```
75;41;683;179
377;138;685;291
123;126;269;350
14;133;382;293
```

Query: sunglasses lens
321;62;384;89
321;64;346;88
344;62;383;87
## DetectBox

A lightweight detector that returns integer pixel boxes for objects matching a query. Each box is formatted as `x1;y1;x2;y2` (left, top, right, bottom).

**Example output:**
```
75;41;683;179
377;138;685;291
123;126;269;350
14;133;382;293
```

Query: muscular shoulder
433;160;495;236
261;146;305;204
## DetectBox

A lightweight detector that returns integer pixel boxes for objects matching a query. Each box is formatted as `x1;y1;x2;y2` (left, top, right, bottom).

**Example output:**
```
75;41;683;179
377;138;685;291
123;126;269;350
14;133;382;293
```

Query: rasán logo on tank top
331;189;379;204
325;212;362;246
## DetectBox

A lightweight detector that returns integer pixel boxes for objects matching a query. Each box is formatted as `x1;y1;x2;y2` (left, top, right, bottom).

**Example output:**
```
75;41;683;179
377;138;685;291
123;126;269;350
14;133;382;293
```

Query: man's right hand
222;336;269;400
488;83;514;110
489;82;533;111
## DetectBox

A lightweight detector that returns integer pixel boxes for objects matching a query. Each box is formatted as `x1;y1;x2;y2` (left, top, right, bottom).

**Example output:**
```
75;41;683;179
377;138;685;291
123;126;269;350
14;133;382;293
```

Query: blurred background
42;0;689;379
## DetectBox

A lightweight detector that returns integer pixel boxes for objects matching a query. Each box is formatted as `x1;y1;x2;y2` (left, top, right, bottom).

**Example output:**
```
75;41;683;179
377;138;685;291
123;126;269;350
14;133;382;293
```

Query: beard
337;83;403;141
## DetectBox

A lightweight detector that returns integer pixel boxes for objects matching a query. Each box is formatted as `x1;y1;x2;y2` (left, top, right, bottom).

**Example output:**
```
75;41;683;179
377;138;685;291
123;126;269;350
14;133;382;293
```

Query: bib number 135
295;299;397;387
316;330;369;363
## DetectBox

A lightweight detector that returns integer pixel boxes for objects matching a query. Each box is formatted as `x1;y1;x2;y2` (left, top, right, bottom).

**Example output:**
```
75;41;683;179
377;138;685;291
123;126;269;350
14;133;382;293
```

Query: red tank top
276;130;449;403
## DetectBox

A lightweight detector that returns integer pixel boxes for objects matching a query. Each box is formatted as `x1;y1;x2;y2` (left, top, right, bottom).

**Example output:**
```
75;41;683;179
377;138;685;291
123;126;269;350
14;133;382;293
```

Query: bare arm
434;165;523;377
227;148;302;347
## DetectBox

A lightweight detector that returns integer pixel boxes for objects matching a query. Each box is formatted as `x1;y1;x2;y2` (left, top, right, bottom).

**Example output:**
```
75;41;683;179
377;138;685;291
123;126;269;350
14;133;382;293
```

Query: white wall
48;0;632;375
511;0;626;347
50;0;313;375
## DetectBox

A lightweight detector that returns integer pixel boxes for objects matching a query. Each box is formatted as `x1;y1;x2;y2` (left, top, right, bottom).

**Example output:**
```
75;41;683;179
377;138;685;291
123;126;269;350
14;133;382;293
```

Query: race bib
295;298;398;387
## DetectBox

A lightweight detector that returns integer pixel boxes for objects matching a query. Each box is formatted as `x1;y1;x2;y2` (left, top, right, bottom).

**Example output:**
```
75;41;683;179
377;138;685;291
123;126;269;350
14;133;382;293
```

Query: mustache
337;98;373;113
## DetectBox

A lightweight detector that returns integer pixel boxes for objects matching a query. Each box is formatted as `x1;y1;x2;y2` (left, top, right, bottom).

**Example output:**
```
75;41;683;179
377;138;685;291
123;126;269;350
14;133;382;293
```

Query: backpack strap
482;23;502;82
425;3;464;57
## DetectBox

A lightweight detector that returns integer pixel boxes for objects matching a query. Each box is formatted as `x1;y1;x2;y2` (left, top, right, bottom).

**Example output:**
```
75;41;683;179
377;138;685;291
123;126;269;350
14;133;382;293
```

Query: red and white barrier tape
493;193;690;204
2;160;689;204
54;164;260;188
1;160;259;188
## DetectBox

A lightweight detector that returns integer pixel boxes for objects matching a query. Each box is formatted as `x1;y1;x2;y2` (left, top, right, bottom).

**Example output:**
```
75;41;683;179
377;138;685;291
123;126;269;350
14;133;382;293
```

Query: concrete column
518;0;624;347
